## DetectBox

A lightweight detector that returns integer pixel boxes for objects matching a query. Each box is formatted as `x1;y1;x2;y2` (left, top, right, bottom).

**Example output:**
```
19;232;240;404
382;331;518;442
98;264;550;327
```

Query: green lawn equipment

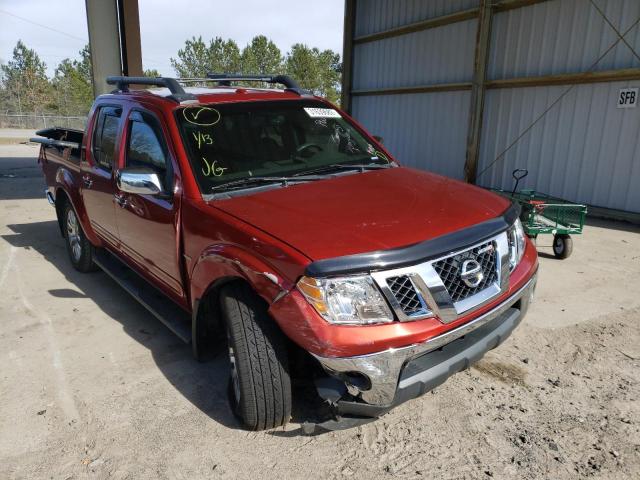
490;169;587;259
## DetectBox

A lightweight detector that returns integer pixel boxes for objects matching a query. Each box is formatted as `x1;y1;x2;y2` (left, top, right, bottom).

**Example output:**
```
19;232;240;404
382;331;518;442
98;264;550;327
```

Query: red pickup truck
33;74;538;431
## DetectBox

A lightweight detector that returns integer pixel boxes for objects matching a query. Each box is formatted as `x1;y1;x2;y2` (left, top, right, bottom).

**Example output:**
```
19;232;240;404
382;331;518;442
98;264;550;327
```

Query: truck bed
32;127;84;165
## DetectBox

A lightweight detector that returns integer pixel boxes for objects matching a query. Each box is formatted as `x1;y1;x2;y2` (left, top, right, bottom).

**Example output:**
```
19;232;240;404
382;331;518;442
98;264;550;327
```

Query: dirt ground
1;142;638;480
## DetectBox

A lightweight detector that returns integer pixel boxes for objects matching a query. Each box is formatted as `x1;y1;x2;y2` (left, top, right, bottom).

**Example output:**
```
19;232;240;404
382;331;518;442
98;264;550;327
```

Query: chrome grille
386;275;424;316
432;241;498;303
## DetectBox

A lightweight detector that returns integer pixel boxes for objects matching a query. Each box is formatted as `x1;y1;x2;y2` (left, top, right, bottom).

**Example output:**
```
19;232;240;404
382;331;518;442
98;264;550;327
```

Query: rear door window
92;106;122;171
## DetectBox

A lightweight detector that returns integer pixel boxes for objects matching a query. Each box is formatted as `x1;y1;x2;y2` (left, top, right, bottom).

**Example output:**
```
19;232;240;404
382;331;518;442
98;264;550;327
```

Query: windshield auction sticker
303;107;342;118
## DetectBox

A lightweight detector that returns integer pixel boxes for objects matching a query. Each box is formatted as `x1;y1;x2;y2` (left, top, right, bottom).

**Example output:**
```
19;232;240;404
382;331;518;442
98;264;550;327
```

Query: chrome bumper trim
313;272;537;406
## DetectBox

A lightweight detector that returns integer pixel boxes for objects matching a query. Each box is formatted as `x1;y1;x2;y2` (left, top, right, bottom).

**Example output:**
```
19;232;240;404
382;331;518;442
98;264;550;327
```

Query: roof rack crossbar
206;73;309;95
105;76;197;102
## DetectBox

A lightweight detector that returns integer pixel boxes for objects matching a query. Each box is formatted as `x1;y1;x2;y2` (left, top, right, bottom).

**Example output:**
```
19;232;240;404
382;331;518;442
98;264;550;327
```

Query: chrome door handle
82;175;93;188
114;193;127;208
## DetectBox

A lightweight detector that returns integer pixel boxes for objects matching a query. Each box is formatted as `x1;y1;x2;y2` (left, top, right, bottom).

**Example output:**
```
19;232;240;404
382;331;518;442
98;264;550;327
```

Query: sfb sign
618;88;638;108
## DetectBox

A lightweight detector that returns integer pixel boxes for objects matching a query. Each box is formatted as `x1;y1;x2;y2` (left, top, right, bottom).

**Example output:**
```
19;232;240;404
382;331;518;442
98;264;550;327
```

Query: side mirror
372;135;384;144
117;167;163;195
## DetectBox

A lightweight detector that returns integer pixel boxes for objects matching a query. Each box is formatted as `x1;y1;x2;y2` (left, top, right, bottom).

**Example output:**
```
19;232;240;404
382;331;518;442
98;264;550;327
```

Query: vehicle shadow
2;219;242;430
0;151;48;201
2;219;332;435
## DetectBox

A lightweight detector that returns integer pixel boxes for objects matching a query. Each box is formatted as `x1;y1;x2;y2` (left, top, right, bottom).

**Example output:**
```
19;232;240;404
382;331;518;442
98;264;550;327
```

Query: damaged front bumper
312;272;537;418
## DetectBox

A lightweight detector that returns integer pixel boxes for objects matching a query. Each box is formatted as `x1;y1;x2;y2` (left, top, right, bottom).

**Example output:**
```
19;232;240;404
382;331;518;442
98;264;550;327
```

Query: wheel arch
191;275;248;361
54;187;70;237
53;170;100;246
189;244;294;361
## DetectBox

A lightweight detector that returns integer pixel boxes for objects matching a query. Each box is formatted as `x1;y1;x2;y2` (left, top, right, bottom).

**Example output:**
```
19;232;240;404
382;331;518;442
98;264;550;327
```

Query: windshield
175;100;390;193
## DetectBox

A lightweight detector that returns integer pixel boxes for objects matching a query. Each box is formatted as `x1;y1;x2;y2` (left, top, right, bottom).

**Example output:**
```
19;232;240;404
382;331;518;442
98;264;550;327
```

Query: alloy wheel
66;209;82;262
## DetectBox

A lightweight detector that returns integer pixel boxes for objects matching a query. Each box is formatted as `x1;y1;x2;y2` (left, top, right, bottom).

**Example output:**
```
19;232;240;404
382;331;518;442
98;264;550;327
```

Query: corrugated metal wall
479;81;640;212
352;91;471;179
348;0;640;213
351;2;479;179
353;20;477;91
488;0;640;79
354;0;480;37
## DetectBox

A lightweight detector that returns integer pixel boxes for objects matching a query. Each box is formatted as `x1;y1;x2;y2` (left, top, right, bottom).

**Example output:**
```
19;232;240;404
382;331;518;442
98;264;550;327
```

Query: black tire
62;202;98;272
220;283;292;430
552;234;573;259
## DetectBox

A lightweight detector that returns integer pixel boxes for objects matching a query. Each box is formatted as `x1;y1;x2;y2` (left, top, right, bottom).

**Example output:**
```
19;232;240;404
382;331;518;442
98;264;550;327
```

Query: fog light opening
341;372;371;394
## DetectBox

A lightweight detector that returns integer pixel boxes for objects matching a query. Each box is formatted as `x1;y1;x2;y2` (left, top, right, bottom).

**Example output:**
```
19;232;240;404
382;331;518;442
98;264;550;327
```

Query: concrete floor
1;143;638;479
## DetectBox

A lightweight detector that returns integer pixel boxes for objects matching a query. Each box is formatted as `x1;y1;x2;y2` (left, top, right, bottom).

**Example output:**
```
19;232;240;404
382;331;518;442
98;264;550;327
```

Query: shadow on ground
2;220;243;430
2;219;330;434
0;153;47;201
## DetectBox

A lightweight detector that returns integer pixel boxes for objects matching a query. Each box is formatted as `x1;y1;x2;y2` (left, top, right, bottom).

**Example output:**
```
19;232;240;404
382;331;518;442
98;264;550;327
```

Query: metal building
342;0;640;216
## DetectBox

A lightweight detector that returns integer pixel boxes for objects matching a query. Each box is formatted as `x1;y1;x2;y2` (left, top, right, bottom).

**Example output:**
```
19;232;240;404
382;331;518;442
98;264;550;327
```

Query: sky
0;0;345;77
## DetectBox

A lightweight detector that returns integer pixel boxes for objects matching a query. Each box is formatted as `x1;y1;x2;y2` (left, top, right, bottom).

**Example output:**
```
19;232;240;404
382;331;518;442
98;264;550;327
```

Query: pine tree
0;40;52;115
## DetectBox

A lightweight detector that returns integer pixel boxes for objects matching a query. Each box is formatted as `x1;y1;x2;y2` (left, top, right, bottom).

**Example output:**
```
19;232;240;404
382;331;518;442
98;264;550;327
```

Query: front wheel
553;234;573;259
63;203;97;272
220;283;292;430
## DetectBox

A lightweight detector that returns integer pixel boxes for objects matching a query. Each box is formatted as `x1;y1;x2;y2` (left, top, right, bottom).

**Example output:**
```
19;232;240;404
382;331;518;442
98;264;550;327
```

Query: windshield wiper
210;174;324;193
292;161;393;177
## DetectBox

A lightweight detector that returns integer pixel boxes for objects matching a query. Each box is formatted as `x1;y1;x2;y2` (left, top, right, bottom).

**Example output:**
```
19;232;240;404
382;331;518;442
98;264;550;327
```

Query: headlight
297;275;394;325
508;218;526;270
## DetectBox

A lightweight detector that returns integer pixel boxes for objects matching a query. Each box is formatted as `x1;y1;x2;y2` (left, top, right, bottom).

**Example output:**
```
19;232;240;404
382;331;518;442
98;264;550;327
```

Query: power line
0;8;169;72
477;14;640;180
0;9;87;43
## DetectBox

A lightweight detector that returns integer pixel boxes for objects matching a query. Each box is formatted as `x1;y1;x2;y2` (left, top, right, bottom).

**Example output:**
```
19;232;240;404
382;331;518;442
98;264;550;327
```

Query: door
115;109;184;298
81;105;122;247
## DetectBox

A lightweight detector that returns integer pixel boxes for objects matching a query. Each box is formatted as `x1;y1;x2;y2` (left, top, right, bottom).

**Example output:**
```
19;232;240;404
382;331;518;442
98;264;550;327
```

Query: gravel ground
1;142;638;479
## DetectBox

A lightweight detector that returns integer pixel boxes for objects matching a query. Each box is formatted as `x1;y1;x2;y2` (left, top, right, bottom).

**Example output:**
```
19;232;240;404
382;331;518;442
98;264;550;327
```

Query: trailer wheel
220;282;292;430
553;234;573;259
63;203;98;272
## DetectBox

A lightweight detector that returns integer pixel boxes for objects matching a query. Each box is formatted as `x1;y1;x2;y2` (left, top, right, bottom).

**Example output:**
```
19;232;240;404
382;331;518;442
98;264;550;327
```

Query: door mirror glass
117;167;164;195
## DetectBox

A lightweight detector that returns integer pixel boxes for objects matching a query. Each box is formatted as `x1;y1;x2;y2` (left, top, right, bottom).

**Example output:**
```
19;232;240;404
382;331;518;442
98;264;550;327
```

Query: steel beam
486;68;640;89
85;0;122;97
464;0;493;184
351;0;552;46
85;0;143;97
353;8;478;45
118;0;143;78
343;67;640;97
493;0;552;14
351;82;472;97
341;0;357;112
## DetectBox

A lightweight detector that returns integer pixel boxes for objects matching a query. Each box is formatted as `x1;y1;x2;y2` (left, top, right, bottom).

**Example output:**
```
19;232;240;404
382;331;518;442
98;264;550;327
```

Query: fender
189;243;296;359
54;167;102;246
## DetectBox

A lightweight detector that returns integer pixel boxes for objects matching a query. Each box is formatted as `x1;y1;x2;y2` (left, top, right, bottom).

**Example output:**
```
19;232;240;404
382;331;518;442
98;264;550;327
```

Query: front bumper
313;271;537;417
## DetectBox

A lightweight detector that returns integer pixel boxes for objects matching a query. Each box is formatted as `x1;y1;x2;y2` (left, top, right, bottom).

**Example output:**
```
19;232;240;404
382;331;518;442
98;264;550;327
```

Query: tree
52;44;93;116
143;68;161;77
0;40;51;114
241;35;282;75
170;36;209;78
316;49;342;103
209;37;241;74
170;36;342;102
170;36;241;78
285;44;341;103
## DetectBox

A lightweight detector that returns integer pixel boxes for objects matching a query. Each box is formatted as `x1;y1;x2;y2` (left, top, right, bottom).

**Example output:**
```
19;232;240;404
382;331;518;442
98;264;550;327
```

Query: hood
211;167;511;262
